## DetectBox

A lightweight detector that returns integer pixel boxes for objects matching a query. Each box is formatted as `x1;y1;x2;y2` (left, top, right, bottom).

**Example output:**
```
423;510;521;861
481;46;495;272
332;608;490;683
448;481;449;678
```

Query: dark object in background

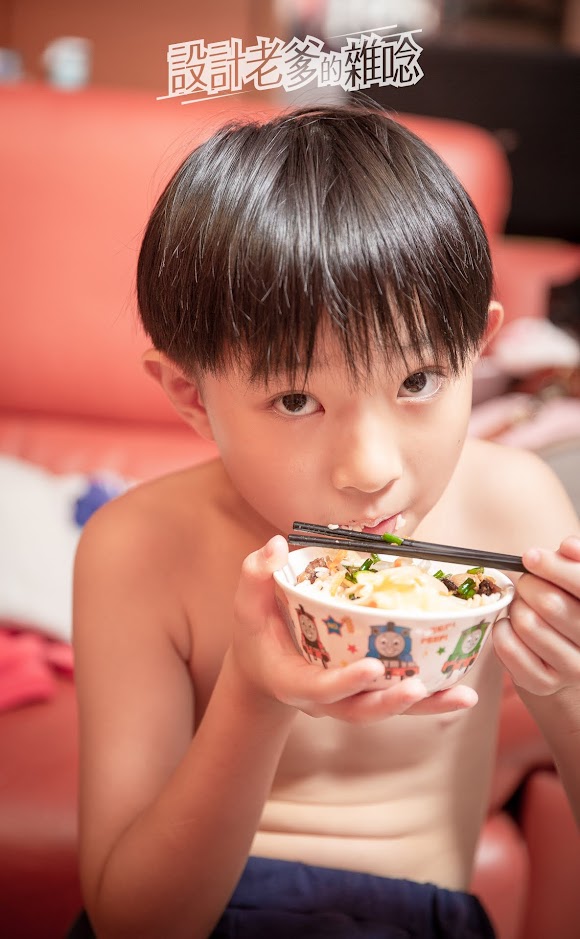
368;40;580;243
549;276;580;342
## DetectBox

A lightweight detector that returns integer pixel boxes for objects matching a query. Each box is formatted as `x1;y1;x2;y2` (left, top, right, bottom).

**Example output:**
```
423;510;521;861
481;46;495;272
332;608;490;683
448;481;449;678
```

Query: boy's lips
333;513;406;536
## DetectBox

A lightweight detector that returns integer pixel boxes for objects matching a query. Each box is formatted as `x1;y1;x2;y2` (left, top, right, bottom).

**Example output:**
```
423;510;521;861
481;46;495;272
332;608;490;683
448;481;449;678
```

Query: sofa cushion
0;85;511;428
0;84;274;425
0;676;82;939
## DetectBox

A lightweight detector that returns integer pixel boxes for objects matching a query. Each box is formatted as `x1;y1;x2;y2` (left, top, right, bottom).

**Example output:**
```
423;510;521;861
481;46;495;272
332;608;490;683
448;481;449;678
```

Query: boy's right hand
232;536;479;723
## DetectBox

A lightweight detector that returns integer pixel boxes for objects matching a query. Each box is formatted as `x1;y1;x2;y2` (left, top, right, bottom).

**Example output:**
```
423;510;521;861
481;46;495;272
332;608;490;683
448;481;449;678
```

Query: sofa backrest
0;84;511;426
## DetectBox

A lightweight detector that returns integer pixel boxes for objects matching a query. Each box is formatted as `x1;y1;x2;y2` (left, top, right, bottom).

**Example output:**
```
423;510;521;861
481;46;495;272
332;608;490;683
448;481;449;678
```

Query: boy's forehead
239;325;433;391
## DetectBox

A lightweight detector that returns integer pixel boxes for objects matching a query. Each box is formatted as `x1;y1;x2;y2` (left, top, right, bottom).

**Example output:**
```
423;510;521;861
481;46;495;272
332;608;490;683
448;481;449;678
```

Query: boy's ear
141;349;215;441
480;301;504;353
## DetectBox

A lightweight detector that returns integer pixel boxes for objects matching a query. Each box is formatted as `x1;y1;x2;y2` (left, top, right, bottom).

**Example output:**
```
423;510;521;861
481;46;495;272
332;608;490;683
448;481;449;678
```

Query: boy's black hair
137;96;493;384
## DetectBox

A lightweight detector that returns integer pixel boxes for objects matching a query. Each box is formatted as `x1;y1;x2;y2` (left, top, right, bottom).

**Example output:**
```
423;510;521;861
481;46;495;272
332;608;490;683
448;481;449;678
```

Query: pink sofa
1;82;579;939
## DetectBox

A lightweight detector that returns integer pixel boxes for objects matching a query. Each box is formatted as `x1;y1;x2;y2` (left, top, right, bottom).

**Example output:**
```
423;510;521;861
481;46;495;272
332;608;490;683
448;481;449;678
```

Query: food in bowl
273;547;514;692
295;550;507;612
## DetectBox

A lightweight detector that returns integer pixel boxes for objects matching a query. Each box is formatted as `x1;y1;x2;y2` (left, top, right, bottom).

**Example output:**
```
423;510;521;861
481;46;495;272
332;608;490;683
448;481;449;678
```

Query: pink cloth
0;624;74;712
469;394;580;449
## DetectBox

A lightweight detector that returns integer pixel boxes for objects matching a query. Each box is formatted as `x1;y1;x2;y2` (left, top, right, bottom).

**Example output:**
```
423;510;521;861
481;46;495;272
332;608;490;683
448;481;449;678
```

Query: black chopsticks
288;521;527;573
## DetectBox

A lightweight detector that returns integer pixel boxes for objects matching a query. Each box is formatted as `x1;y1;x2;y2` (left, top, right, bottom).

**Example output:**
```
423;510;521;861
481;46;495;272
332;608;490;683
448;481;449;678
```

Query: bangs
137;101;492;384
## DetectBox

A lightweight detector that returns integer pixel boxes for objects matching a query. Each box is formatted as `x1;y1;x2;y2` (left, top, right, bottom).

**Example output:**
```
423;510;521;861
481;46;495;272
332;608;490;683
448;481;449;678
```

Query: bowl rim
274;545;515;621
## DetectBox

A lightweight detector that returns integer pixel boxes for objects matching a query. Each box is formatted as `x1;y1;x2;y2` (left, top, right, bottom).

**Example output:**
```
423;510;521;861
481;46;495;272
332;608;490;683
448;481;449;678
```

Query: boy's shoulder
119;459;223;523
461;436;567;500
462;436;556;486
457;437;577;552
74;459;234;653
77;459;227;579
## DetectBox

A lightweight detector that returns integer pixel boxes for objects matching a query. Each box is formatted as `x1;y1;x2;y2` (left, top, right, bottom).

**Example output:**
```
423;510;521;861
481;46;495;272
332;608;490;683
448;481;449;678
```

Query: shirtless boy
69;100;580;939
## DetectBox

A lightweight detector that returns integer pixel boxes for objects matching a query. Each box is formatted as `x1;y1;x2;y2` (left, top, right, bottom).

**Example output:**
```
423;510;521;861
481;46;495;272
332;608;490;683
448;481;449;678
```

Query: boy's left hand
494;535;580;696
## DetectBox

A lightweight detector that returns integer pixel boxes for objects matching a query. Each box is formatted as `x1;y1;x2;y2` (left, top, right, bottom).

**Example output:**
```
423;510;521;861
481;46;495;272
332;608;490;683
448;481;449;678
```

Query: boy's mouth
330;513;406;536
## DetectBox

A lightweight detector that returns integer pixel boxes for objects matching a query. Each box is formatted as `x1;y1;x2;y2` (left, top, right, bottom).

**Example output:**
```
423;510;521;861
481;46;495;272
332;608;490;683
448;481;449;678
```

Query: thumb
235;536;289;624
263;534;289;571
243;535;288;581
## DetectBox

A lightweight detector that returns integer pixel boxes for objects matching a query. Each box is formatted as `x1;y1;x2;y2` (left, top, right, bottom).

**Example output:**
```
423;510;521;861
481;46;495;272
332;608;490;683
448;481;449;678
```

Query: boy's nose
330;419;403;494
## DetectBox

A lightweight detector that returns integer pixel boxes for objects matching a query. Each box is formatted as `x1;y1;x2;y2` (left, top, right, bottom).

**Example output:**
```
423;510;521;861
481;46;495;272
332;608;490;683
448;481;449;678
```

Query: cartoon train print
365;622;419;680
441;621;490;677
275;589;303;656
296;604;330;668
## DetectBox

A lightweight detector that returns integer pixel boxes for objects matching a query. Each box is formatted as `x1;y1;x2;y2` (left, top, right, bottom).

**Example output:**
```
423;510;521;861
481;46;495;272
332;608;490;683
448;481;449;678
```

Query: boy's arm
73;501;295;939
490;451;580;825
495;536;580;826
518;681;580;825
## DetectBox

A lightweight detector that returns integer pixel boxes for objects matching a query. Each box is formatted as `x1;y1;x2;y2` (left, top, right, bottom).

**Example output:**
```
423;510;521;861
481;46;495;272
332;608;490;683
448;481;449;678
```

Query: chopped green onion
457;577;476;599
344;570;358;584
381;532;403;545
433;570;446;580
359;553;380;571
467;567;484;575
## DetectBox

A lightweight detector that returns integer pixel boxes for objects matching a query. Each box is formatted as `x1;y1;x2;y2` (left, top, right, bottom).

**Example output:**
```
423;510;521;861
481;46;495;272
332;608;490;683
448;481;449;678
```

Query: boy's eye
399;371;443;399
272;393;320;416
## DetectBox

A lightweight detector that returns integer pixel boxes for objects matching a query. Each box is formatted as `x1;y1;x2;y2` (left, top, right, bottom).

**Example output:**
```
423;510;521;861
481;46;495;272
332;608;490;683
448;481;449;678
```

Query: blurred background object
280;0;580;242
332;0;580;244
323;0;442;37
0;45;22;81
41;36;92;90
0;0;280;97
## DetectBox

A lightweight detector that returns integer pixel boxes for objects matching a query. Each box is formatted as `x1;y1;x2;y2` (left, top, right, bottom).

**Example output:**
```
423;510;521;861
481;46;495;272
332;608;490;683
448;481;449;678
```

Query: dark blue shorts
67;855;496;938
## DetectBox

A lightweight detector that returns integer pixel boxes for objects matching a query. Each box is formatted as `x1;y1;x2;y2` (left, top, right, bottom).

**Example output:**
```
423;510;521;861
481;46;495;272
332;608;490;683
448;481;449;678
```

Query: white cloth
0;456;128;641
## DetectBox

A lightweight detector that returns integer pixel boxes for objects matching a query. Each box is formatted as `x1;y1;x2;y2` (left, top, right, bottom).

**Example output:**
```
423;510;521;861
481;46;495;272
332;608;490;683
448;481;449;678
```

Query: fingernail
266;535;287;562
367;662;386;681
405;678;428;698
524;547;541;566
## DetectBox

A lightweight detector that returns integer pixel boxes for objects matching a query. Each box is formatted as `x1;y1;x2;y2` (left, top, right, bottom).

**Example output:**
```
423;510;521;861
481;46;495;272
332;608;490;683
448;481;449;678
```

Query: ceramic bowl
273;546;514;693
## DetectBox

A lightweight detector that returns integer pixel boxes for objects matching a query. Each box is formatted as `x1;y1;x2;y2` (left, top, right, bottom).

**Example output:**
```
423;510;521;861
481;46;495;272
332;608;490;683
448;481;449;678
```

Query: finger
515;575;580;645
313;677;431;722
506;596;580;680
235;536;289;625
559;535;580;562
522;542;580;598
276;655;393;707
313;679;477;723
405;683;479;715
242;535;288;581
493;615;562;695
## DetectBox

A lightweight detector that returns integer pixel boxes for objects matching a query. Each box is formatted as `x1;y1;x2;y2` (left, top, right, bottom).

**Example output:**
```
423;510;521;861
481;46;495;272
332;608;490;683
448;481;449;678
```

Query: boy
70;99;580;939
